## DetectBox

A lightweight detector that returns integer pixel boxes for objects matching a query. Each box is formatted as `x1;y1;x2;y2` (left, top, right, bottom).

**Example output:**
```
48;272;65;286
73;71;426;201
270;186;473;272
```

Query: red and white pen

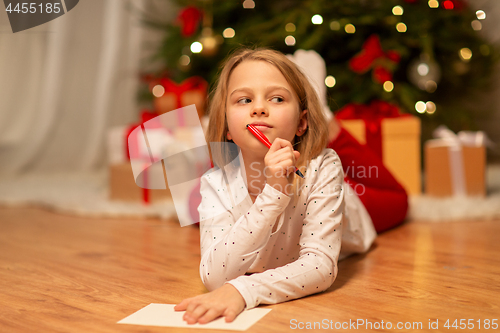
246;124;305;179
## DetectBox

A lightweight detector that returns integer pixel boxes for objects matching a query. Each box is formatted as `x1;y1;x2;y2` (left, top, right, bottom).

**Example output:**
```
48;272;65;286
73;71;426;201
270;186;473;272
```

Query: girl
174;48;378;324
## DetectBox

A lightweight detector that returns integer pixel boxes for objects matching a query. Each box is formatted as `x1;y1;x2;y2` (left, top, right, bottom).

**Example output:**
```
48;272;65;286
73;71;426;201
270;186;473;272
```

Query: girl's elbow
200;271;224;291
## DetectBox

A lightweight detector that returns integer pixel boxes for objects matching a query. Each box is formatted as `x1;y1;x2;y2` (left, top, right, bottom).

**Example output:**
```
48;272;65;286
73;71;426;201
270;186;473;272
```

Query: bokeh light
383;81;394;92
190;42;203;53
471;20;482;31
330;21;340;30
285;35;296;46
242;0;255;9
223;28;235;38
396;22;407;33
428;0;439;8
312;15;323;25
152;85;165;98
392;6;404;15
285;23;296;32
415;101;426;113
325;76;336;88
345;24;356;34
426;101;436;114
459;48;472;62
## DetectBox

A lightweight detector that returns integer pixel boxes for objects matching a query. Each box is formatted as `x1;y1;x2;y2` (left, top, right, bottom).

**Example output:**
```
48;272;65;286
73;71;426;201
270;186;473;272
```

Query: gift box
424;126;487;197
337;101;421;195
109;163;171;202
107;110;175;204
152;76;208;119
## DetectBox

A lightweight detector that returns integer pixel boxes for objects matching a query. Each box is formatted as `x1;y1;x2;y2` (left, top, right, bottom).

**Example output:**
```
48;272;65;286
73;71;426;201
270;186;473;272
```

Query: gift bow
157;76;208;125
432;125;492;197
433;125;493;147
177;6;202;37
336;100;409;158
349;34;401;84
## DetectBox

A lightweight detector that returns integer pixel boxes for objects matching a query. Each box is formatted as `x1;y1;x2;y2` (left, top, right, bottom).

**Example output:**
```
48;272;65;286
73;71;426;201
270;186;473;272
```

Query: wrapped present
108;109;174;204
336;100;421;195
425;126;488;197
152;76;208;120
109;163;171;202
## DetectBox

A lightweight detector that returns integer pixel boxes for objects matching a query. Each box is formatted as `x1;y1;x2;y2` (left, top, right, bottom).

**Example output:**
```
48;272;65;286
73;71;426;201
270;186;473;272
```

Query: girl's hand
174;284;246;324
264;138;300;195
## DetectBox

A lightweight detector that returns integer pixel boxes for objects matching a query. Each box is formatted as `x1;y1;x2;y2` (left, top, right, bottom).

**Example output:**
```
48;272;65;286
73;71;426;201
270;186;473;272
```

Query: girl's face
226;60;307;158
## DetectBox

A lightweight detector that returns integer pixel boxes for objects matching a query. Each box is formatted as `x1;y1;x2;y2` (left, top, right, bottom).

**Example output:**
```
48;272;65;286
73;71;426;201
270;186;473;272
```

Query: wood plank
0;207;499;332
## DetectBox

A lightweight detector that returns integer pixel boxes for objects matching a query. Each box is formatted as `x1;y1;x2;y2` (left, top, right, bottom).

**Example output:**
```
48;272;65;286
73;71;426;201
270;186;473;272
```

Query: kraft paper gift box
109;163;171;202
152;76;208;119
424;126;487;197
107;124;173;203
337;102;421;195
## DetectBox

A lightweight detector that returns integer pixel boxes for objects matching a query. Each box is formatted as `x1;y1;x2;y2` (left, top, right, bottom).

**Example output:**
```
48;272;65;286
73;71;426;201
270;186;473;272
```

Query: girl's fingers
174;299;189;311
224;308;238;323
198;308;222;324
269;137;292;152
185;304;209;324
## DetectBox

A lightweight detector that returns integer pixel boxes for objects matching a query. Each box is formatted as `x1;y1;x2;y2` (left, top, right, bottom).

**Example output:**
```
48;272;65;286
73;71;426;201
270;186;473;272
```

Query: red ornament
177;6;202;37
349;35;401;84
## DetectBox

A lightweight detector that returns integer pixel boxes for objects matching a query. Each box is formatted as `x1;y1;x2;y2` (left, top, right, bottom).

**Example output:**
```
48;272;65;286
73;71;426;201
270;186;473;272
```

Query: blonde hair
206;47;329;203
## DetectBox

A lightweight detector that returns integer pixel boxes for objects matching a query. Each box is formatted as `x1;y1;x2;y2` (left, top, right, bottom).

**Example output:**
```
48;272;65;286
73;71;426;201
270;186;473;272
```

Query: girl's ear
227;131;232;141
296;110;308;137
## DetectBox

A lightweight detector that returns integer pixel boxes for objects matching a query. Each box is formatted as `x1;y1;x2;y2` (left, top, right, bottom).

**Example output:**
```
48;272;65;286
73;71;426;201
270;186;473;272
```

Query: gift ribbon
177;6;202;37
432;125;491;196
349;34;401;84
336;100;409;158
157;76;208;126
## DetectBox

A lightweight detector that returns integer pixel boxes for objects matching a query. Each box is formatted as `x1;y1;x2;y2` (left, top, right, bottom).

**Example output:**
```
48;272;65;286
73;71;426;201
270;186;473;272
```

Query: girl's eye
271;96;284;103
237;98;251;104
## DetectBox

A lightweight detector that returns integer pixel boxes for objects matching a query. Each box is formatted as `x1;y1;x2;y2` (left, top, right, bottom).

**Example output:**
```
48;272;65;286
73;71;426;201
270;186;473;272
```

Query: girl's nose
251;100;268;115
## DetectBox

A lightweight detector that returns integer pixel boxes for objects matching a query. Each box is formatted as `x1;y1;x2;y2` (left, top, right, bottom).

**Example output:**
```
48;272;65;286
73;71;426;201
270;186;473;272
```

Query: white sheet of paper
117;304;272;331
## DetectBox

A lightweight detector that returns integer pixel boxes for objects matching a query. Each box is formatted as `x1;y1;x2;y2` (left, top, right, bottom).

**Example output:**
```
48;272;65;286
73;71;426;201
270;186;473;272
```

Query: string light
345;24;356;34
223;28;235;38
383;81;394;92
428;0;439;8
179;55;190;66
396;22;407;33
425;80;437;93
242;0;255;9
285;35;296;46
476;10;486;20
392;6;404;15
285;23;296;32
152;85;165;98
312;14;323;25
426;101;436;114
190;42;203;53
443;0;454;10
471;20;482;31
418;63;429;76
330;21;340;30
415;101;426;113
459;48;472;62
325;76;336;88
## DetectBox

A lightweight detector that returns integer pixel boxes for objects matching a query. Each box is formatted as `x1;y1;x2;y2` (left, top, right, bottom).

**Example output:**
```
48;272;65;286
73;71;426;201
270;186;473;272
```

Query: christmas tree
138;0;498;140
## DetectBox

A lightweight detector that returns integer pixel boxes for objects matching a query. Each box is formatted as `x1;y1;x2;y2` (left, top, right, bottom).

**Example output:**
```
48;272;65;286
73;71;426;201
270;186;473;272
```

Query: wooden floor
0;206;499;332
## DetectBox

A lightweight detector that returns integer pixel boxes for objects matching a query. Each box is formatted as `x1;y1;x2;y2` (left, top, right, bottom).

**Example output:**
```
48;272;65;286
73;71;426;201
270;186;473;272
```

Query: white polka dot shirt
198;148;376;309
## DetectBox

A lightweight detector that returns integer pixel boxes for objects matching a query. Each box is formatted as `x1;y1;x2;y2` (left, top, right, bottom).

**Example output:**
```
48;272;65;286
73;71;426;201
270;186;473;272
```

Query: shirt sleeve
198;172;291;292
226;150;344;309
